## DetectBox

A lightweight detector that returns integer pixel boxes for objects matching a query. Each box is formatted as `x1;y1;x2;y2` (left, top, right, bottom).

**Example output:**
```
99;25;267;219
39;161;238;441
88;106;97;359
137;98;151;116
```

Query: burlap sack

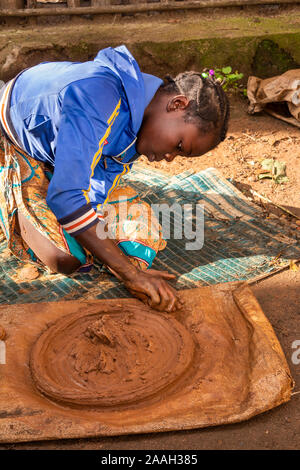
247;69;300;127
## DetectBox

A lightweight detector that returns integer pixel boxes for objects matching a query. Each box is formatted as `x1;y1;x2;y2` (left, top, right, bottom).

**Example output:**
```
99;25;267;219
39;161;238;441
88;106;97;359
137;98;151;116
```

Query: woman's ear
167;95;190;112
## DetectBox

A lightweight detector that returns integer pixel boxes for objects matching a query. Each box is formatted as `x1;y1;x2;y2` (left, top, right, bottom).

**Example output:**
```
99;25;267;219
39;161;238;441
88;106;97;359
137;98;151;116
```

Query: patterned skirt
0;130;166;272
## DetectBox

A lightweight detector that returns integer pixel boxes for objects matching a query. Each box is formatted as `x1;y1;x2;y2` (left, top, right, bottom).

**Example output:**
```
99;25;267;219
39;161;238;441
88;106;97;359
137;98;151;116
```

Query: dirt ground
141;94;300;218
0;95;299;450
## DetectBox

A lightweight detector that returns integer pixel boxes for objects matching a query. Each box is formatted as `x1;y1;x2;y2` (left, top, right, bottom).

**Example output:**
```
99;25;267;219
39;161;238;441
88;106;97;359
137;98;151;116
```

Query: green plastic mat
0;166;299;304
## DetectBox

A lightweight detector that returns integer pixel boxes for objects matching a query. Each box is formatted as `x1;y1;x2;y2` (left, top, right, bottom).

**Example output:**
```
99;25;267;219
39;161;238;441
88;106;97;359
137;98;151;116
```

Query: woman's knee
17;210;81;275
54;252;81;275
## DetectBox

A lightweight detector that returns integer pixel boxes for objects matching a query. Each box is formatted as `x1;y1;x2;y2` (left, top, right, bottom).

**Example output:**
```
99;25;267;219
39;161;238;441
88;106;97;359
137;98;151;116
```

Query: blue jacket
9;46;163;236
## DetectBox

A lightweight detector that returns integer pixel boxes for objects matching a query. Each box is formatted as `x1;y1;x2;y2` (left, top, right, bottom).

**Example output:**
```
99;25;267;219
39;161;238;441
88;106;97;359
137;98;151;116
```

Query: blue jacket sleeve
46;76;121;236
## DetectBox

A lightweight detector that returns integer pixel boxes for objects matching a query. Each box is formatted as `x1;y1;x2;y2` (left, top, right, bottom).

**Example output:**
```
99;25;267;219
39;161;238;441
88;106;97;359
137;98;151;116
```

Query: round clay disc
30;303;195;407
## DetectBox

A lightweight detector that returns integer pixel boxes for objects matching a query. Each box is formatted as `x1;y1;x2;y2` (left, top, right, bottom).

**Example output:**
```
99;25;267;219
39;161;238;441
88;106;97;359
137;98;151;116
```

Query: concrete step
0;5;299;80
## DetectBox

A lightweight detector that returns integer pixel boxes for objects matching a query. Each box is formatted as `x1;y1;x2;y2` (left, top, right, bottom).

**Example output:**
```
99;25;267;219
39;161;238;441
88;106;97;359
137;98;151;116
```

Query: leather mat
0;282;293;443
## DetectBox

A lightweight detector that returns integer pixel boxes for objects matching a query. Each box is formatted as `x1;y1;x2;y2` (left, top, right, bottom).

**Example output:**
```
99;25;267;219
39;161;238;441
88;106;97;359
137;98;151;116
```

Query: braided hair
161;71;229;143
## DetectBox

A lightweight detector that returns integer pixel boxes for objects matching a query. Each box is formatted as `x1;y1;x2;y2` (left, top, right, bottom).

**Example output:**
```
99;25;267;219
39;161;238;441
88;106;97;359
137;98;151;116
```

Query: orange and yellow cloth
0;130;166;272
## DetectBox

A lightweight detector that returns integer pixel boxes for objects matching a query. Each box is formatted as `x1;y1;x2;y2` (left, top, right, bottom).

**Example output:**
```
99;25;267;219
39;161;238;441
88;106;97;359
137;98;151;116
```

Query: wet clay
0;284;294;443
30;304;194;407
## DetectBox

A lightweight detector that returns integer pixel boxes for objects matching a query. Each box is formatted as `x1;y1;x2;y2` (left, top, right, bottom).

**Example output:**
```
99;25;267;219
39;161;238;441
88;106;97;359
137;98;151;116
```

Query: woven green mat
0;166;299;304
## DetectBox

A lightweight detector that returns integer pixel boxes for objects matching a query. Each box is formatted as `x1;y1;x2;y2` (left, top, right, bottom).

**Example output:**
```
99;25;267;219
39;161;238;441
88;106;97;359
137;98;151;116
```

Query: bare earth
0;95;299;450
141;95;300;217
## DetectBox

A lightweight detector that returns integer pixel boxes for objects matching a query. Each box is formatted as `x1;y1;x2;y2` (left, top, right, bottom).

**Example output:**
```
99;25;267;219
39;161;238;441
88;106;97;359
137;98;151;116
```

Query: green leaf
260;158;275;172
259;159;288;183
275;175;289;184
258;172;272;180
273;161;286;176
235;73;244;80
221;66;232;74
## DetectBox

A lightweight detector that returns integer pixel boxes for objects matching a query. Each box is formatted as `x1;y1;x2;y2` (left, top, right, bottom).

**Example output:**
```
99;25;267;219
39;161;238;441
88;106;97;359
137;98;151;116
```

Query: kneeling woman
0;45;229;312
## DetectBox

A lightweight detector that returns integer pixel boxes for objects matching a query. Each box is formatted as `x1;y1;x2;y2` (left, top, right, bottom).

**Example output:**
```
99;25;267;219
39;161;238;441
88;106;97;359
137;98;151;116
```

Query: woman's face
136;94;218;163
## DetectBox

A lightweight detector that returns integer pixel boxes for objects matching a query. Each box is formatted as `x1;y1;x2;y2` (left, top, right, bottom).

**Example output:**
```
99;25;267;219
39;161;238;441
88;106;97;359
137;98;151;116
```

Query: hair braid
161;71;230;143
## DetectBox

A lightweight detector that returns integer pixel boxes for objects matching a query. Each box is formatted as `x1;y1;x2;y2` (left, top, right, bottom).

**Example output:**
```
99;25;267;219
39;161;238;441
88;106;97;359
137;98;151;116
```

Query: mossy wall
131;34;300;80
0;27;299;82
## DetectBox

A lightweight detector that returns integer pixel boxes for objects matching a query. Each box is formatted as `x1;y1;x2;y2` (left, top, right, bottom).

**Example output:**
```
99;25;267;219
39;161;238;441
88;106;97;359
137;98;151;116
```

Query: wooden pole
26;0;36;8
0;0;24;10
0;0;299;16
67;0;81;7
91;0;112;6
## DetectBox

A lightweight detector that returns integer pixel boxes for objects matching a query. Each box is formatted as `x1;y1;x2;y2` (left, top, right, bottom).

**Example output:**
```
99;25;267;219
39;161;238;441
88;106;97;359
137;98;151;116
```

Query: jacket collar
94;46;162;135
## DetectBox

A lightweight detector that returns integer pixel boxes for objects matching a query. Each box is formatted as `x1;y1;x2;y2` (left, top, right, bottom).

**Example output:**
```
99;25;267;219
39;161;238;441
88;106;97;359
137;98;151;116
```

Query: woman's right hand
76;225;182;312
123;268;182;313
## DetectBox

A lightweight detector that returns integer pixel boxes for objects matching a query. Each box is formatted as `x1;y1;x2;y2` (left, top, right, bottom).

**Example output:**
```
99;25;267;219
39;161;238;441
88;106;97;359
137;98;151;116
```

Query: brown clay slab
0;282;293;443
